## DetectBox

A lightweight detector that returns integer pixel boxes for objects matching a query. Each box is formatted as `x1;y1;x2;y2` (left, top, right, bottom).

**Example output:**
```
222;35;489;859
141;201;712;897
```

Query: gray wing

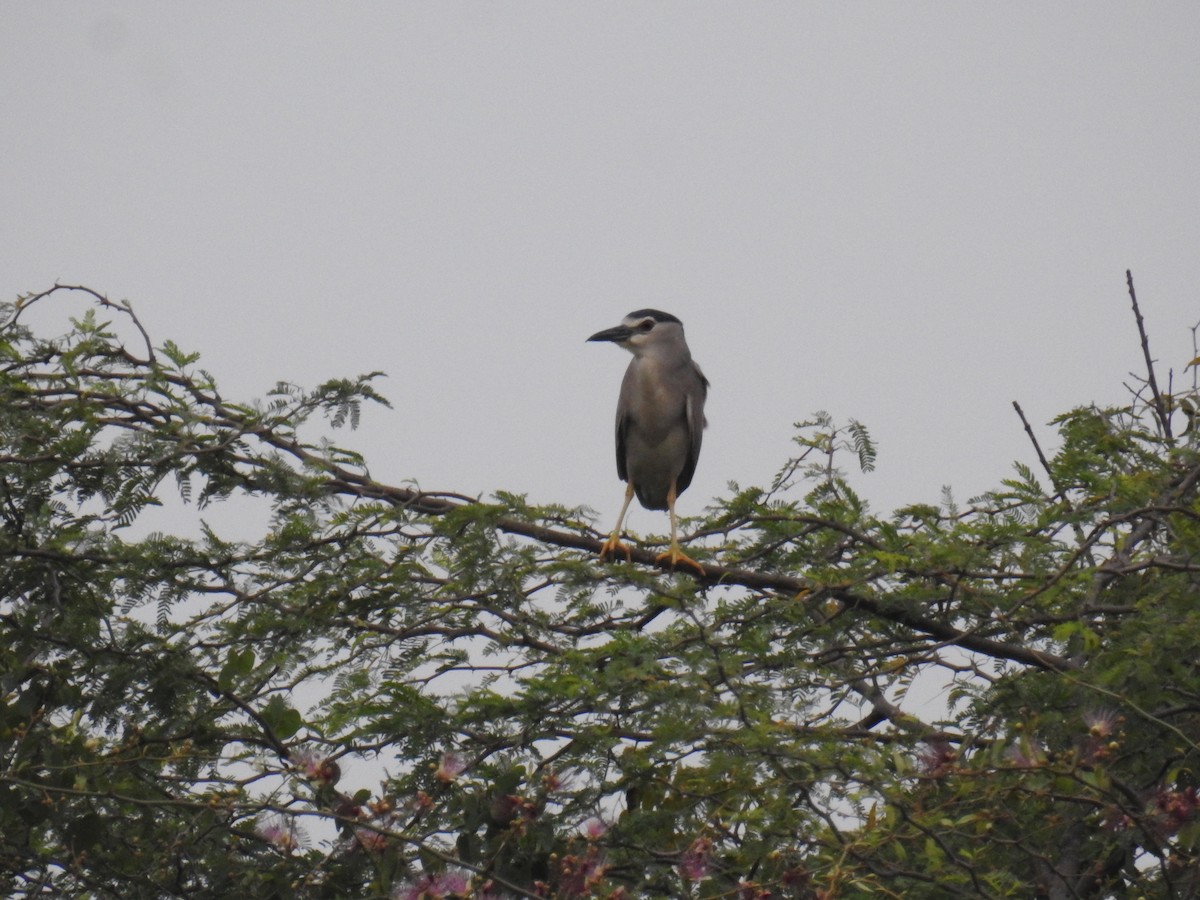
675;361;709;496
614;365;634;483
615;405;629;483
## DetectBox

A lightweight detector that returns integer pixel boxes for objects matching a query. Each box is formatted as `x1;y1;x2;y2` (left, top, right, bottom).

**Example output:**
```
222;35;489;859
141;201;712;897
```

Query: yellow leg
654;481;706;575
598;483;635;563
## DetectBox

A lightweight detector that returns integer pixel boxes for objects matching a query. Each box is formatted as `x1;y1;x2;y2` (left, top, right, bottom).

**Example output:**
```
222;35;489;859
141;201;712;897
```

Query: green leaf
261;696;303;740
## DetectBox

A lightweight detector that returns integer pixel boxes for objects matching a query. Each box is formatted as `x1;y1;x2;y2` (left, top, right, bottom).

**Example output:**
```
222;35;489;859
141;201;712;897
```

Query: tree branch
1127;269;1172;439
317;461;1076;674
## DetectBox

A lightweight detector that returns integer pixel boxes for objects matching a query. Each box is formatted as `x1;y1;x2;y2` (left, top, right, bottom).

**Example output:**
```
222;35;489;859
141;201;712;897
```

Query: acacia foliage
1;284;1198;899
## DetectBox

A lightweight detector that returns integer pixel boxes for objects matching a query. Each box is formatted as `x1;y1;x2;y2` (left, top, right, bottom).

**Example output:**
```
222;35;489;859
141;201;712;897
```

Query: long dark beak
587;325;633;343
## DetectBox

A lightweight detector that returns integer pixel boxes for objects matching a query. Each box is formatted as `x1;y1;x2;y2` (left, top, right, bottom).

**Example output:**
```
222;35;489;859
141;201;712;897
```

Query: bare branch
1127;269;1172;439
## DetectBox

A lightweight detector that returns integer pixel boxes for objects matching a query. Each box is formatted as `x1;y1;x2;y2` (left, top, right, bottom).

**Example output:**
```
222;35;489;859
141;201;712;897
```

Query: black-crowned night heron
588;309;708;573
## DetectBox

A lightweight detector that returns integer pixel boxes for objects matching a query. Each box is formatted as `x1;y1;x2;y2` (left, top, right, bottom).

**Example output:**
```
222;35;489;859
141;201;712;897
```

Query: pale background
4;4;1200;534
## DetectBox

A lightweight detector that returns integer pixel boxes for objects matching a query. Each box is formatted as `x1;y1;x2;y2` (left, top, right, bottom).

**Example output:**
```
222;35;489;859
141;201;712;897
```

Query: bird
587;309;708;574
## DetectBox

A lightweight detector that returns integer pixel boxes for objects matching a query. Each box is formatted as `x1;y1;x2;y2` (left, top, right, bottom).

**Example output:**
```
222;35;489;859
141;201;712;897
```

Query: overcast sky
4;4;1199;536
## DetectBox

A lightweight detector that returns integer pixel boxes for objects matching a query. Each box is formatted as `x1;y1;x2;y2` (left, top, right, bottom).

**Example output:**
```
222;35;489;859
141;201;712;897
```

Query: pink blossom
1080;709;1122;762
541;768;577;793
434;752;467;784
1155;787;1200;834
489;792;536;826
291;747;323;779
1082;708;1120;738
582;816;608;840
678;836;712;881
355;826;389;853
556;847;608;896
412;790;435;812
430;871;470;896
291;747;340;784
255;815;301;853
334;793;363;819
916;739;956;776
393;870;471;899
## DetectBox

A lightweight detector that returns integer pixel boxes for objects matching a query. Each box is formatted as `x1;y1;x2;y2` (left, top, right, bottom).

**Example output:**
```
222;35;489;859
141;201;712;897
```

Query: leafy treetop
1;280;1198;899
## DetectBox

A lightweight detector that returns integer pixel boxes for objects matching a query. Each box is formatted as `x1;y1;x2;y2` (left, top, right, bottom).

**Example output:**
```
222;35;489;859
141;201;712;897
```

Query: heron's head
587;309;687;356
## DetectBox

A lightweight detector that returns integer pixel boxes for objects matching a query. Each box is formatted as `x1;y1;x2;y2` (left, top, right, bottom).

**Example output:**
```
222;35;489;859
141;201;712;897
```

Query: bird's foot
654;543;706;575
598;533;633;563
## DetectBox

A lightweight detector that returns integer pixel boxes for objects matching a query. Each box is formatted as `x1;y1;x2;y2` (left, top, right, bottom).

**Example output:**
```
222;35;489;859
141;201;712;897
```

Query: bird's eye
638;320;654;332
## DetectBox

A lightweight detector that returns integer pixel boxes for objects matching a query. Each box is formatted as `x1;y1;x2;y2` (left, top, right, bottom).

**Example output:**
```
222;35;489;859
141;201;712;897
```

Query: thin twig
1012;401;1065;500
1127;269;1171;439
10;283;157;364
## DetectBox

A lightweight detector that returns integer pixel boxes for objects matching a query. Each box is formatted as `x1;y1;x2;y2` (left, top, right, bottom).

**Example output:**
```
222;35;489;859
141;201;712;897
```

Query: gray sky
5;4;1200;533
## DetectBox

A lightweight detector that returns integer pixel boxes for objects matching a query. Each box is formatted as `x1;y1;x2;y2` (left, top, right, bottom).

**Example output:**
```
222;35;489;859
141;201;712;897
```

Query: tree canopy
2;281;1198;899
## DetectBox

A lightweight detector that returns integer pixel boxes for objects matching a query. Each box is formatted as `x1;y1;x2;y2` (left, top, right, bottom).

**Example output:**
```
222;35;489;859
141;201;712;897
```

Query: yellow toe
598;534;633;563
654;544;706;575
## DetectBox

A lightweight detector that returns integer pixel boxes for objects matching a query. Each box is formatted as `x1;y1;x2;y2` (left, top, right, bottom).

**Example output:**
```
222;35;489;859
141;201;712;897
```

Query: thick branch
318;459;1075;674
